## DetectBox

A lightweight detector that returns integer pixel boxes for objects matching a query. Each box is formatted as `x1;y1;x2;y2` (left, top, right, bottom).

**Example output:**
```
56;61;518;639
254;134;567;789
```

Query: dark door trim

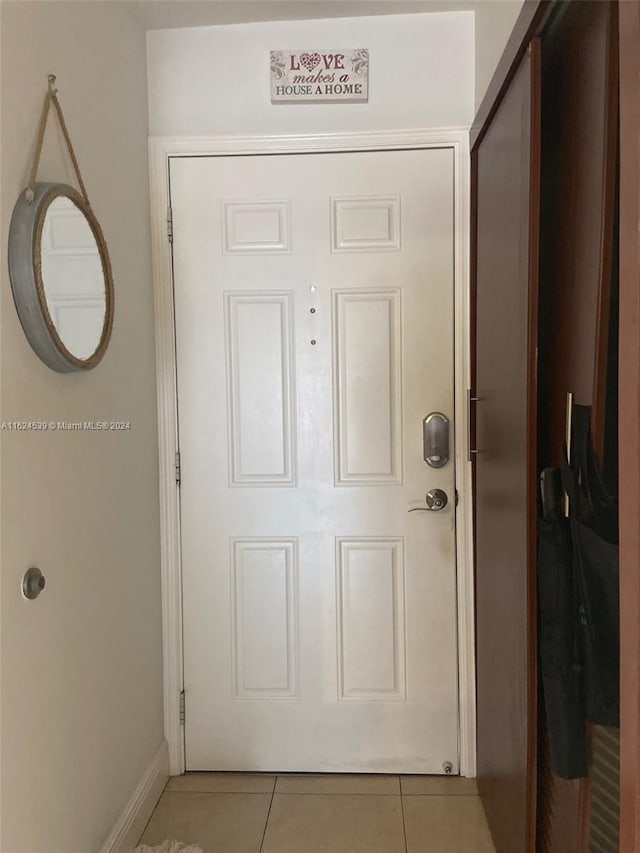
618;1;640;849
471;0;550;150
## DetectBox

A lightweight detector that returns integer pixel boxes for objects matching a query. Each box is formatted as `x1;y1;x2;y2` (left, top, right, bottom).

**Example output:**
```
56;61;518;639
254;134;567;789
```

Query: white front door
171;148;459;773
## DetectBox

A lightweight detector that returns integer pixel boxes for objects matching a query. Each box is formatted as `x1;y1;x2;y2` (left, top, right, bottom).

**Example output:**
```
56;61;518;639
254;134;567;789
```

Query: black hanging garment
563;404;620;728
537;404;619;778
538;467;588;778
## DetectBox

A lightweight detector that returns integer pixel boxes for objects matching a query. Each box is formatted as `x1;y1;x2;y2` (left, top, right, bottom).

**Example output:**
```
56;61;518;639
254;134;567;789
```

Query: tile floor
139;773;496;853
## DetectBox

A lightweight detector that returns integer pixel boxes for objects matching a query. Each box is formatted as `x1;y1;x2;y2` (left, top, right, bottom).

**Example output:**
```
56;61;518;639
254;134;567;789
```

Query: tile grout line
167;789;403;795
258;776;277;852
136;778;171;845
167;788;477;795
257;790;401;796
399;779;409;853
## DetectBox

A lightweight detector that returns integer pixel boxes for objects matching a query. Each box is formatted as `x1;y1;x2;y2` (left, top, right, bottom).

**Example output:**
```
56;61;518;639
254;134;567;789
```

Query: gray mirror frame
8;182;114;373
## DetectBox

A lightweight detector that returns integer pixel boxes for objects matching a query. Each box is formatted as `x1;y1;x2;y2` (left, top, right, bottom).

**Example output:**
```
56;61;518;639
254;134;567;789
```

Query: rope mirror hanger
8;74;114;373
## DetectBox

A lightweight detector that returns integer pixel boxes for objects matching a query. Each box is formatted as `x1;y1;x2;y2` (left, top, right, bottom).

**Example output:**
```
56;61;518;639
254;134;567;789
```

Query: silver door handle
467;391;483;461
408;489;448;512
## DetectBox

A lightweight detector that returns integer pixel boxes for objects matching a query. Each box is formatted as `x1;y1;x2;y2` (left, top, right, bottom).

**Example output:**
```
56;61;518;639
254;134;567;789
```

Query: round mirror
8;183;114;372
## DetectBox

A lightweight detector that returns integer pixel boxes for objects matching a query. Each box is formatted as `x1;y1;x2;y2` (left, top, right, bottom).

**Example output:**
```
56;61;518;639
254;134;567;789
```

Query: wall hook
48;74;57;93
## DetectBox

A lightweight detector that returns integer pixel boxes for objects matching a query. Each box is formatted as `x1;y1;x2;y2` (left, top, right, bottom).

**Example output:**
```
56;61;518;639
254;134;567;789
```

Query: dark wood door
537;0;619;473
535;3;620;850
473;40;541;853
618;1;640;849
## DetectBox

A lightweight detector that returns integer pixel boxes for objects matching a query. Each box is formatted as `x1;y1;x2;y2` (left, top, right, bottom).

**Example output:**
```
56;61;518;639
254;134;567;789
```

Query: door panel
225;291;296;485
333;288;402;484
171;149;459;773
474;42;541;852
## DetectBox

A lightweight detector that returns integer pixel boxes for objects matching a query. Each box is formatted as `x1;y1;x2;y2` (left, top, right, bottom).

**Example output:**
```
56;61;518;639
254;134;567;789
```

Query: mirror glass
39;196;106;360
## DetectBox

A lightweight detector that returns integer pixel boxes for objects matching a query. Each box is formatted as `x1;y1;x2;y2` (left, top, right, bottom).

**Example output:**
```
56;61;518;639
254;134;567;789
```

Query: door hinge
179;690;185;726
167;206;174;244
175;450;181;486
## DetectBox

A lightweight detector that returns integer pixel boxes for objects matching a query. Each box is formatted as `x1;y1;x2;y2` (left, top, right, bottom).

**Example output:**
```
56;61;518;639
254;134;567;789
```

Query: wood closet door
473;40;541;853
535;3;620;851
619;2;640;850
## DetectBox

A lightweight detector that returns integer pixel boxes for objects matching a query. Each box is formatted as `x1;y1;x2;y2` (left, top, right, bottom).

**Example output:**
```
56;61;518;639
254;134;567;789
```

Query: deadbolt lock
423;412;450;468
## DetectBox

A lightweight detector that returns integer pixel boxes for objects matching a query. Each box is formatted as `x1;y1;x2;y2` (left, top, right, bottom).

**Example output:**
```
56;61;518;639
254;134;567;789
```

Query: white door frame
148;128;475;778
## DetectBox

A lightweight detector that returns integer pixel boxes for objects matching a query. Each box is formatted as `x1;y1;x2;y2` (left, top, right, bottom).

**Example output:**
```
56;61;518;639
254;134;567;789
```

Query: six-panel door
171;149;459;772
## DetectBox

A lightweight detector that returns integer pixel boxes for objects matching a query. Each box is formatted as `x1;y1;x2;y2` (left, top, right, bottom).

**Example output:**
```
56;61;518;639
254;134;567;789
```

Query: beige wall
474;0;524;110
0;2;164;851
147;11;475;136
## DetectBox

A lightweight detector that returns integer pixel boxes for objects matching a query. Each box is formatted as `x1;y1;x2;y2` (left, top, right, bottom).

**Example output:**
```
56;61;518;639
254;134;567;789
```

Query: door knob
408;489;448;512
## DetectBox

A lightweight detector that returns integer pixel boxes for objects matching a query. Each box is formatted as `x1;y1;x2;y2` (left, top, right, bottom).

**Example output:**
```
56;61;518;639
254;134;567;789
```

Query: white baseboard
100;740;169;853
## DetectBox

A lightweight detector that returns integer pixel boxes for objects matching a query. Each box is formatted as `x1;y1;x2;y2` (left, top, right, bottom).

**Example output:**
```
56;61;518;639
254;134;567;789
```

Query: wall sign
270;49;369;104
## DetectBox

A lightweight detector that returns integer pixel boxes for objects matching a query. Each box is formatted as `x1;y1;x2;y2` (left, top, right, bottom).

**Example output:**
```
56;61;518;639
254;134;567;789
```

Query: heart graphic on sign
299;52;321;72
